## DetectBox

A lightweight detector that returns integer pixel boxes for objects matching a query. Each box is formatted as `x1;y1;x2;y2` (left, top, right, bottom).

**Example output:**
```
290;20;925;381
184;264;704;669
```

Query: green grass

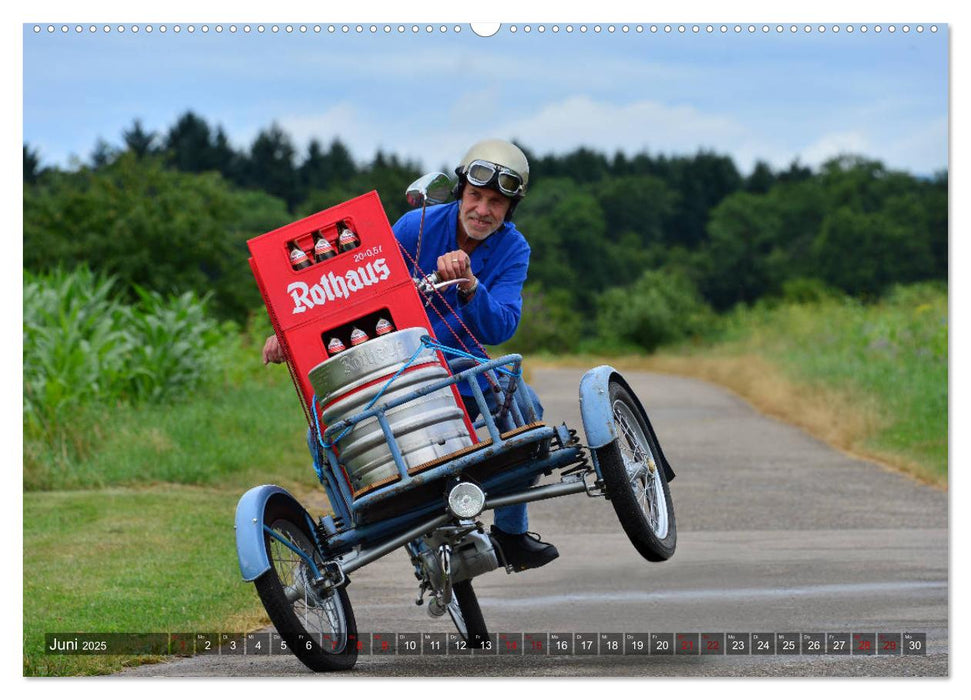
530;282;947;486
21;269;336;675
24;373;314;492
22;336;331;675
23;267;228;429
716;284;947;482
23;486;272;676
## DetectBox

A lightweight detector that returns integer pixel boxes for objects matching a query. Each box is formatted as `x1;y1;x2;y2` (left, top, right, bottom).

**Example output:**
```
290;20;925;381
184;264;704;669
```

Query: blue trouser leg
463;382;544;535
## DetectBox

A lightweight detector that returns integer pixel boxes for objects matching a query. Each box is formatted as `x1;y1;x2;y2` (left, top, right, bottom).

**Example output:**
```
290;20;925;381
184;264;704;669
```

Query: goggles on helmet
464;159;526;198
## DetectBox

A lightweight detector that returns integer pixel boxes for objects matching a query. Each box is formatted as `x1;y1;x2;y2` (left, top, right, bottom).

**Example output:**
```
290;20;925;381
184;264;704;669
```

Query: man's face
458;184;511;241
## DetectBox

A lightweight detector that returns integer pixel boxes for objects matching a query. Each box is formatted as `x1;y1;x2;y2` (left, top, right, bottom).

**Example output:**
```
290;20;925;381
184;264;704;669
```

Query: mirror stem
415;201;427;278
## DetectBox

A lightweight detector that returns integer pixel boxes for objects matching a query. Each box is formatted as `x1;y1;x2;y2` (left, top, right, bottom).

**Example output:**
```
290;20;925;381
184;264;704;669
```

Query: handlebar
415;272;471;295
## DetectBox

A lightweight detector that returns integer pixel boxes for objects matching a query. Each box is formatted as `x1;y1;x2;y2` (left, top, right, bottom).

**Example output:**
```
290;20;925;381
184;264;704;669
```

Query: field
536;283;947;487
660;283;947;486
22;276;947;674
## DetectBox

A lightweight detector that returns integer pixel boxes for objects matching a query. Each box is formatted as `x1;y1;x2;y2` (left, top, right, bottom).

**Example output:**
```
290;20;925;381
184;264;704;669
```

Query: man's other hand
262;334;286;364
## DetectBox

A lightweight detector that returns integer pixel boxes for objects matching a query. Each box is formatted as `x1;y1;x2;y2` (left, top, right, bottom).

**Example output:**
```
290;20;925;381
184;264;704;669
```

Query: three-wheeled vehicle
234;174;677;671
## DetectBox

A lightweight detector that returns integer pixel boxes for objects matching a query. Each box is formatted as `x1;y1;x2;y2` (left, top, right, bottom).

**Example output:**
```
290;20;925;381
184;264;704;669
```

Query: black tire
447;579;490;650
595;380;677;562
253;494;358;672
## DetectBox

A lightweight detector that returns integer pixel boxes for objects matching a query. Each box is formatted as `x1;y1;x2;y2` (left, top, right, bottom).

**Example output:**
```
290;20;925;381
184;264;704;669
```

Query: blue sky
22;19;948;178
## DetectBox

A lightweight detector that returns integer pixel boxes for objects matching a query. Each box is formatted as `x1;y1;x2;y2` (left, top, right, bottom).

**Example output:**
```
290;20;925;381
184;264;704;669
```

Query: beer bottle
374;318;394;336
313;230;336;262
337;221;361;253
327;337;347;356
288;241;312;270
349;327;370;347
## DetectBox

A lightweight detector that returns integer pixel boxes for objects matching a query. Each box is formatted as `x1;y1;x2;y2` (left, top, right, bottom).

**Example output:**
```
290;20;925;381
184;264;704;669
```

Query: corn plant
24;268;130;427
23;267;224;431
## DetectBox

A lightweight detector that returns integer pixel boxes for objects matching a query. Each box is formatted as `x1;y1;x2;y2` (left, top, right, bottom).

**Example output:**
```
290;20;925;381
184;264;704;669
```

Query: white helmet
455;139;529;200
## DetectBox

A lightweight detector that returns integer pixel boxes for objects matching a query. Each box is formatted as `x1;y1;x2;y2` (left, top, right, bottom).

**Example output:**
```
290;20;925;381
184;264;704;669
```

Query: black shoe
490;525;559;571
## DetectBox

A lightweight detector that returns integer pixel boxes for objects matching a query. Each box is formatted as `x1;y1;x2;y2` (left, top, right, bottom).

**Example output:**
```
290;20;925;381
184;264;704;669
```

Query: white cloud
448;85;505;127
498;95;747;156
797;131;873;169
881;115;949;174
278;104;366;148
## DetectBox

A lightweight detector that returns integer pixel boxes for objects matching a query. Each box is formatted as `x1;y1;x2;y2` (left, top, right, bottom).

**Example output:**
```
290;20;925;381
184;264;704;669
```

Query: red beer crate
247;190;476;442
248;191;414;333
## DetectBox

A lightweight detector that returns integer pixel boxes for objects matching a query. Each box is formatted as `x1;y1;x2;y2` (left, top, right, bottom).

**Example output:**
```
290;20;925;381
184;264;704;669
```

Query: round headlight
447;482;485;519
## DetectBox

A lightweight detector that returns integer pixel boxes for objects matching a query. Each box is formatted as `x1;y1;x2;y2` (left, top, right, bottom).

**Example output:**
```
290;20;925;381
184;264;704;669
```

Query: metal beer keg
308;328;472;493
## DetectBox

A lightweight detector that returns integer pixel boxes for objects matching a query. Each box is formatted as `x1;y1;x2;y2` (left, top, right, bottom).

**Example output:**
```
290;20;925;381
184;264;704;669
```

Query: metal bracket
582;469;607;498
312;560;347;593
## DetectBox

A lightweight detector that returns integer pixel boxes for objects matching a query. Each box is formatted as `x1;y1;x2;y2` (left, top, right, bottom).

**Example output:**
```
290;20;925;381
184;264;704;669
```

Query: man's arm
456;245;529;346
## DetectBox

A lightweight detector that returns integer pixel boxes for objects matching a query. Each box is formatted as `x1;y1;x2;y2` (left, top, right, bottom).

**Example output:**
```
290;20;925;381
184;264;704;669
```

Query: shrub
510;284;584;354
596;269;716;353
780;277;844;304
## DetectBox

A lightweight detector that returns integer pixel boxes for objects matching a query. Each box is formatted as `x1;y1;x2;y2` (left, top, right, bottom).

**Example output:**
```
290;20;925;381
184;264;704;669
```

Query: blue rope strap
313;341;428;451
419;336;522;379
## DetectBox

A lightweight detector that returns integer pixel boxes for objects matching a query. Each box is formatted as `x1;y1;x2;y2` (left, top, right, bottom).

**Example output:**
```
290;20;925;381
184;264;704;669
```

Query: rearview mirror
406;172;453;208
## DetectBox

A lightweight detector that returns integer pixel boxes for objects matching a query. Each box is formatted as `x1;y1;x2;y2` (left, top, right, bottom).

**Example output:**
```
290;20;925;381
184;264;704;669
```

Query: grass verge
532;287;947;488
23;485;272;676
24;367;318;492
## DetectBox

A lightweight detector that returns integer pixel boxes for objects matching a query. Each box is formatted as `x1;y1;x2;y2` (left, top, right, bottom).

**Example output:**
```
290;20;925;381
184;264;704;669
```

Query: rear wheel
254;494;358;672
447;579;490;650
595;380;677;562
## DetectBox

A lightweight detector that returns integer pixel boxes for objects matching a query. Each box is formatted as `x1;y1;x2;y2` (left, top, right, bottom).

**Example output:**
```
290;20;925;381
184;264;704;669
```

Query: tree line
23;111;947;352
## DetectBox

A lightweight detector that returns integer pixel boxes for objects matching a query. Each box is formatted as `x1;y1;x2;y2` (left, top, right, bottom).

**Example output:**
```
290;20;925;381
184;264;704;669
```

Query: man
262;138;558;571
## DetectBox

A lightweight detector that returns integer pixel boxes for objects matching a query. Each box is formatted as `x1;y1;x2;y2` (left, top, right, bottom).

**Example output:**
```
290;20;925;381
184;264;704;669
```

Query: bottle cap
349;327;369;346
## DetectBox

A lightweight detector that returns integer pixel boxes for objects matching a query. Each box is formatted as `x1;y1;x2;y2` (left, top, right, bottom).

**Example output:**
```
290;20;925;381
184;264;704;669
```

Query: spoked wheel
254;495;358;672
595;380;677;562
446;579;490;650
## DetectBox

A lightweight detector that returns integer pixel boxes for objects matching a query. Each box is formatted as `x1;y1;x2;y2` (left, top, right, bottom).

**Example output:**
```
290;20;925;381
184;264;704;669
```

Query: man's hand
262;334;286;365
436;250;477;293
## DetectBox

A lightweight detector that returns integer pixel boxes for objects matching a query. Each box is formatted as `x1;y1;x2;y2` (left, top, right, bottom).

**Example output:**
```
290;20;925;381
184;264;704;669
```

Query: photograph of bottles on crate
288;219;361;271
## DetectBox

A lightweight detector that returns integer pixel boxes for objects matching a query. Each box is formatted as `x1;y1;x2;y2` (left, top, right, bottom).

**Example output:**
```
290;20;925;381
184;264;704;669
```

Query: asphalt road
118;366;949;678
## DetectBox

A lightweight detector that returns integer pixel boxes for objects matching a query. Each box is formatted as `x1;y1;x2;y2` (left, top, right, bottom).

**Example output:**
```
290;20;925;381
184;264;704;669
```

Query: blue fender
234;484;309;582
578;365;676;482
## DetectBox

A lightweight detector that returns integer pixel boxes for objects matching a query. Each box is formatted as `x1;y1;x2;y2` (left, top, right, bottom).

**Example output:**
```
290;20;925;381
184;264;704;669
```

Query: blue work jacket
392;201;530;354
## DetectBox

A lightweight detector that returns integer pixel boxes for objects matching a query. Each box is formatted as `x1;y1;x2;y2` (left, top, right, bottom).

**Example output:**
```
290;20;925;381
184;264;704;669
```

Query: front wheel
447;579;490;650
595;380;677;562
254;494;358;672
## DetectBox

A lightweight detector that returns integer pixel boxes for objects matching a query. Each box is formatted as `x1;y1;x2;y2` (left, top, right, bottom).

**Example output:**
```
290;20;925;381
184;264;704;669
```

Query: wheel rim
612;399;669;539
268;519;348;652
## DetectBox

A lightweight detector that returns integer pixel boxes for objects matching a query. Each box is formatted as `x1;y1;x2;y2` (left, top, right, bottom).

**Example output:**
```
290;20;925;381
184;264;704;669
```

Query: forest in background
23;110;948;352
